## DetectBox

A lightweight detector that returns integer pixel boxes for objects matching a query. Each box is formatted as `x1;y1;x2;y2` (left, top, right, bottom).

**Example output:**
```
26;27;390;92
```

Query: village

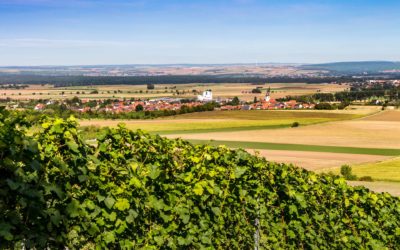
32;88;315;113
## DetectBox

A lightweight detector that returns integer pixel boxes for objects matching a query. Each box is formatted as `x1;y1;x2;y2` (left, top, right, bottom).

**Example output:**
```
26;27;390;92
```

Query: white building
197;89;213;101
264;87;271;102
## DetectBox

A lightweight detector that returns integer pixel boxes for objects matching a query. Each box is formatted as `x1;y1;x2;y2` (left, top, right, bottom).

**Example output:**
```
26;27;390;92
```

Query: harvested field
79;110;361;134
362;110;400;121
348;181;400;197
173;113;400;149
248;149;391;171
172;109;365;120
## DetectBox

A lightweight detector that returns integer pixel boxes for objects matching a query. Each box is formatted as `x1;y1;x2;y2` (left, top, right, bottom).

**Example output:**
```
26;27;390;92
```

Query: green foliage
291;121;300;127
1;110;400;249
135;104;144;112
147;83;155;90
359;176;374;182
315;102;335;110
228;96;240;106
341;165;358;180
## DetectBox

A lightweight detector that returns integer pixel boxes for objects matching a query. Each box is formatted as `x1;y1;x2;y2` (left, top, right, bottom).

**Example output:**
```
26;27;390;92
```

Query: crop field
248;149;392;171
158;108;399;195
173;110;400;149
347;181;400;197
321;157;400;182
79;110;361;134
1;82;347;101
186;139;400;156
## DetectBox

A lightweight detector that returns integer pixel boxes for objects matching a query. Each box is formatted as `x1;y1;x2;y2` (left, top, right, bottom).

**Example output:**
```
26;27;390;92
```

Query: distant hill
302;61;400;74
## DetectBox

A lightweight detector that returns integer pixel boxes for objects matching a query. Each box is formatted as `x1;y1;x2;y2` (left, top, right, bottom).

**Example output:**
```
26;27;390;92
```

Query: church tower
264;87;271;102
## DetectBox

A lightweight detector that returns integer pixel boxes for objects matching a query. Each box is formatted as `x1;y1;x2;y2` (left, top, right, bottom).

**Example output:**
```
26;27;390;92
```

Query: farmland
172;110;399;150
1;82;347;101
163;109;400;195
3;81;400;196
322;157;400;182
79;110;362;134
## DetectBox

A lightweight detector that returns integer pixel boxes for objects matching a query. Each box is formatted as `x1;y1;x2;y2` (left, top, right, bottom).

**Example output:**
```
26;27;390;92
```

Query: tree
135;104;144;112
231;96;240;106
147;83;155;90
340;165;357;180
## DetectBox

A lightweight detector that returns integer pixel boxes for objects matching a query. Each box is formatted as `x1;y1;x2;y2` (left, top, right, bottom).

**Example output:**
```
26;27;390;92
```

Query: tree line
0;74;358;86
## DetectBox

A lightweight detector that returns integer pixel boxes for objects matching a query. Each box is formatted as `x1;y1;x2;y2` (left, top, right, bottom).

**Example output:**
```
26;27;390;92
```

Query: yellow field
320;157;400;182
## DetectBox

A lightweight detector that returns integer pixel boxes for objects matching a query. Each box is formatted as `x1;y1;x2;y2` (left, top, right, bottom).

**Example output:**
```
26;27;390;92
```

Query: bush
135;104;144;112
315;102;335;110
291;121;300;127
359;176;374;182
340;165;357;180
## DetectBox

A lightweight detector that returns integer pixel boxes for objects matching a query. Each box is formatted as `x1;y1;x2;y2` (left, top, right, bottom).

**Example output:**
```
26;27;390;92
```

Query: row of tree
278;84;399;103
0;74;358;87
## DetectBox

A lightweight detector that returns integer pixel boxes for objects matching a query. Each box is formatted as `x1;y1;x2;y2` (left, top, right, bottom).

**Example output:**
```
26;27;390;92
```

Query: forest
0;74;356;87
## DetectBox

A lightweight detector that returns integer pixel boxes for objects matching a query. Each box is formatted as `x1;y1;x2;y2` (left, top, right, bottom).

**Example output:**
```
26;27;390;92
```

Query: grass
187;139;400;156
323;157;400;182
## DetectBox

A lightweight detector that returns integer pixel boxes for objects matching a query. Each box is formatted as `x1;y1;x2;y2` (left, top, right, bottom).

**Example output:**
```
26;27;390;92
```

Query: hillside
1;110;399;249
302;61;400;74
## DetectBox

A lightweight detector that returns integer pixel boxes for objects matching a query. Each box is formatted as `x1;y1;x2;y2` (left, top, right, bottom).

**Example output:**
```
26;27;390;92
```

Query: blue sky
0;0;399;66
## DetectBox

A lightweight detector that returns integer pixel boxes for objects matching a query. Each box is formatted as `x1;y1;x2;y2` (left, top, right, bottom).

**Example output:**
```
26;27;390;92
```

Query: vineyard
1;109;400;249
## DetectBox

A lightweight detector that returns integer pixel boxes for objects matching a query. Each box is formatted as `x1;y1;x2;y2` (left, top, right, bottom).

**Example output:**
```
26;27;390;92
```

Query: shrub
340;165;357;180
135;104;144;112
359;176;374;182
315;102;335;110
291;121;300;127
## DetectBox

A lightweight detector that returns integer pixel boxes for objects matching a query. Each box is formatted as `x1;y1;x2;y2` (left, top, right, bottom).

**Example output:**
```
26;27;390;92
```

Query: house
34;103;46;111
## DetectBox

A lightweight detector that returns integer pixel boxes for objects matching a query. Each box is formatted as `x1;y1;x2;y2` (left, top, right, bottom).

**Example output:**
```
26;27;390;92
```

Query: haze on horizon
0;0;399;66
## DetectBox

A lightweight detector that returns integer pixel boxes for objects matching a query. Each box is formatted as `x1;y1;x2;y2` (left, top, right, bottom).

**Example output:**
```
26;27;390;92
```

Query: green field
187;139;400;156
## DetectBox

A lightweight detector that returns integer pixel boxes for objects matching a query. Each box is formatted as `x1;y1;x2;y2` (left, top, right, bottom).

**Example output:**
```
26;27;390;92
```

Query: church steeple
264;87;271;102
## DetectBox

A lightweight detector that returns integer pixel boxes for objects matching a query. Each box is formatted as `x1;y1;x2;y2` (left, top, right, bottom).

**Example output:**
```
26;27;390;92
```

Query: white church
197;89;213;101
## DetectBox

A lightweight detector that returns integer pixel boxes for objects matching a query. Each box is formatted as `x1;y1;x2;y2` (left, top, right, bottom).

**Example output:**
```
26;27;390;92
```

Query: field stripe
153;124;290;135
188;139;400;156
